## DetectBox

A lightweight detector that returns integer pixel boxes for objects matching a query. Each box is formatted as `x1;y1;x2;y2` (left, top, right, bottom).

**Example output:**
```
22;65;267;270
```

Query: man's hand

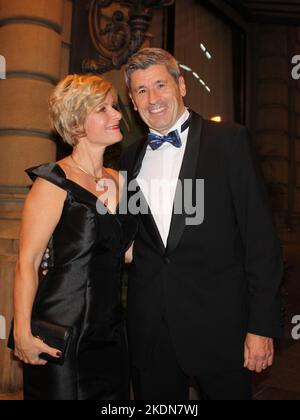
244;333;274;373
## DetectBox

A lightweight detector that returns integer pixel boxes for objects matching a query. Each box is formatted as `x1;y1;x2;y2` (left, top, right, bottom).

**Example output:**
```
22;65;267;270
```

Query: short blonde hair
49;74;116;146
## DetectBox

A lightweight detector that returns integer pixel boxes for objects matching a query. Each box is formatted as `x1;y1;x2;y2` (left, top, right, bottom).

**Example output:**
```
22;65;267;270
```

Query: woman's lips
108;125;120;131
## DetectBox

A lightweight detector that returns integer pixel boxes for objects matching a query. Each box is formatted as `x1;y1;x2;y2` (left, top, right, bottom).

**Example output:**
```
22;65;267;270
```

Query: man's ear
179;76;187;98
129;92;138;111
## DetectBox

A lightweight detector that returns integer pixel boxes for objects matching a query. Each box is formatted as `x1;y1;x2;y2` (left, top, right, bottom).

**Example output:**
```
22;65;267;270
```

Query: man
121;48;283;400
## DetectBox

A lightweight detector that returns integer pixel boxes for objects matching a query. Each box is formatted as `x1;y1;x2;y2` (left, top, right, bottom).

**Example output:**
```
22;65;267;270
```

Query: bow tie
148;130;181;151
147;114;190;151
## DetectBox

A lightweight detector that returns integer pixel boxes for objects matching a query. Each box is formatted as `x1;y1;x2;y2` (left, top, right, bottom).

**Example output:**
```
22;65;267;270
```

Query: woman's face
82;91;123;146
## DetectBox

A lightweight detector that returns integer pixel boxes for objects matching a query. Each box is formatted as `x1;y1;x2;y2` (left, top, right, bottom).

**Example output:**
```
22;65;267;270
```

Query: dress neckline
55;163;119;216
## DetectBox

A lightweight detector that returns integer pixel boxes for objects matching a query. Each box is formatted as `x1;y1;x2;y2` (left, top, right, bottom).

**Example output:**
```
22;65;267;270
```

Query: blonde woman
12;75;137;400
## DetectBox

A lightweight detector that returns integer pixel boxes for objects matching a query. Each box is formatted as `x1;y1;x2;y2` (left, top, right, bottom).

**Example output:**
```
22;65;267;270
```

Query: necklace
70;155;107;187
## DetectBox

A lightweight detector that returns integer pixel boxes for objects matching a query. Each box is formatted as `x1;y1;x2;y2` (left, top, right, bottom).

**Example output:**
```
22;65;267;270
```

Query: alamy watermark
0;315;6;340
0;54;6;79
292;55;300;80
95;172;205;226
292;315;300;340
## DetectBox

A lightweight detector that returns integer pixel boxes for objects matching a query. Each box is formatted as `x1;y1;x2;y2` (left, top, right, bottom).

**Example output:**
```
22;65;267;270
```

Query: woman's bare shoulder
27;175;67;205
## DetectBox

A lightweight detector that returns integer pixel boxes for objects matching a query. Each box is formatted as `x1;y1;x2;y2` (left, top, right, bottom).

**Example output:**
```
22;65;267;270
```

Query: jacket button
164;257;171;265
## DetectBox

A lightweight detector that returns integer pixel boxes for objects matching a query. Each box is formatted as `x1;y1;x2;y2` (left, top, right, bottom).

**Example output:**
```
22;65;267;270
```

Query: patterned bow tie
147;130;182;151
147;113;191;151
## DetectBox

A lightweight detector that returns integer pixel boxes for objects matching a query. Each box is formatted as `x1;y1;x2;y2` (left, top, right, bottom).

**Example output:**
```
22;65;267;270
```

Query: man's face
129;64;187;135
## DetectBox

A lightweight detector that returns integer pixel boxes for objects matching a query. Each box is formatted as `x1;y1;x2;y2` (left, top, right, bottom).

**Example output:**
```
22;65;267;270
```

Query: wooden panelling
259;56;289;81
257;83;288;107
225;0;300;23
257;108;289;131
256;132;289;158
261;158;289;185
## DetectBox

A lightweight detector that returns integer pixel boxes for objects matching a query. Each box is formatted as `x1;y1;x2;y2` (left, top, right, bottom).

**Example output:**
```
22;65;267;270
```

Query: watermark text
95;172;205;226
292;55;300;80
291;315;300;340
0;55;6;79
0;315;6;340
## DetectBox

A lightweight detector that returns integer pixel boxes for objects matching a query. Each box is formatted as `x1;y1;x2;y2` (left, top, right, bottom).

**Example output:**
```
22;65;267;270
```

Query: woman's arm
13;177;67;365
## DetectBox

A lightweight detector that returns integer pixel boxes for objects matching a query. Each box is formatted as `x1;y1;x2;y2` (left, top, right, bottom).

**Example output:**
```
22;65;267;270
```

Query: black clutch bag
8;319;73;366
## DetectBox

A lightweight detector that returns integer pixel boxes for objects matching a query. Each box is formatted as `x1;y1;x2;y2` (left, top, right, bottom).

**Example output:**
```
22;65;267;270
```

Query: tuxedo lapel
131;139;166;255
166;112;204;256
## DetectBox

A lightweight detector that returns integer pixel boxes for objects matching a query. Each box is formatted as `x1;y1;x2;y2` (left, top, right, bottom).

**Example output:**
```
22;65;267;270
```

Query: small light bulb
211;116;222;122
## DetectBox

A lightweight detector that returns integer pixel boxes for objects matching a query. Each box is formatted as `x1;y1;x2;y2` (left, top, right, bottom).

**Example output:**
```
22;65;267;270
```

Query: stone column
249;23;300;233
0;0;65;394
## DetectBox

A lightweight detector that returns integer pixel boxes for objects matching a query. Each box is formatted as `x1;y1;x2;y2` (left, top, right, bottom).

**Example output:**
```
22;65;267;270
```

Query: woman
12;74;137;400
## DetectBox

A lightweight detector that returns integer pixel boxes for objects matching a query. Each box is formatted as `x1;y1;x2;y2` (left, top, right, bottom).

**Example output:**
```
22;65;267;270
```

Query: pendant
96;178;107;189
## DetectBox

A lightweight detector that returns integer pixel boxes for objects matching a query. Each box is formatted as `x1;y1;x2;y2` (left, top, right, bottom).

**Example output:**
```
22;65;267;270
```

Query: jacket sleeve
229;126;283;338
120;143;137;176
120;148;129;173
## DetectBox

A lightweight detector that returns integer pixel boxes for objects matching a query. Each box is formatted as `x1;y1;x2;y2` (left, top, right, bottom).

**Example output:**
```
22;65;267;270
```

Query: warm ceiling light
179;64;192;72
200;43;213;59
211;116;222;122
179;62;212;93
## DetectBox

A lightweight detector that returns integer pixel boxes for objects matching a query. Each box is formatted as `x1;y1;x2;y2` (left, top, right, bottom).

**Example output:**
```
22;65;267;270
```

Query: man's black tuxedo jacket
120;111;283;374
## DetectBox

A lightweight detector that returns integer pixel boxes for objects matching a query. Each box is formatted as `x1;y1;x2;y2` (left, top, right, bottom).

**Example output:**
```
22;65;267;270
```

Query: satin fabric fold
23;163;137;400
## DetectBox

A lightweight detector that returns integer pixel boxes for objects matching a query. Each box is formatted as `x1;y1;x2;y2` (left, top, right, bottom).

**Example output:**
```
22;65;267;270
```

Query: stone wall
249;24;300;231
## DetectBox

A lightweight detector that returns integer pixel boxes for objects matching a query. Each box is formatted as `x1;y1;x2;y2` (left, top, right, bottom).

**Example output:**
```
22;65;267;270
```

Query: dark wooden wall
197;0;300;229
249;25;300;229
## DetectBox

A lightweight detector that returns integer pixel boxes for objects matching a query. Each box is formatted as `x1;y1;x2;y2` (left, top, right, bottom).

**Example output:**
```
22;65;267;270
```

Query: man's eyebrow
134;80;167;91
135;85;147;92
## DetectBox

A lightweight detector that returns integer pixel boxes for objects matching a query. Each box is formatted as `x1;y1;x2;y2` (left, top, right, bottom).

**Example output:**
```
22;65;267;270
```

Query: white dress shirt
136;108;190;247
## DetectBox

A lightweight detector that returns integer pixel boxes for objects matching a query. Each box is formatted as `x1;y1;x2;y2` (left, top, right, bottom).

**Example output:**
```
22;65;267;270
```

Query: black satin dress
23;163;137;400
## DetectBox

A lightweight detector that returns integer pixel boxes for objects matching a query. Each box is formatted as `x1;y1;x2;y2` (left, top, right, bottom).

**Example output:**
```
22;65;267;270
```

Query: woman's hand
14;333;62;366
